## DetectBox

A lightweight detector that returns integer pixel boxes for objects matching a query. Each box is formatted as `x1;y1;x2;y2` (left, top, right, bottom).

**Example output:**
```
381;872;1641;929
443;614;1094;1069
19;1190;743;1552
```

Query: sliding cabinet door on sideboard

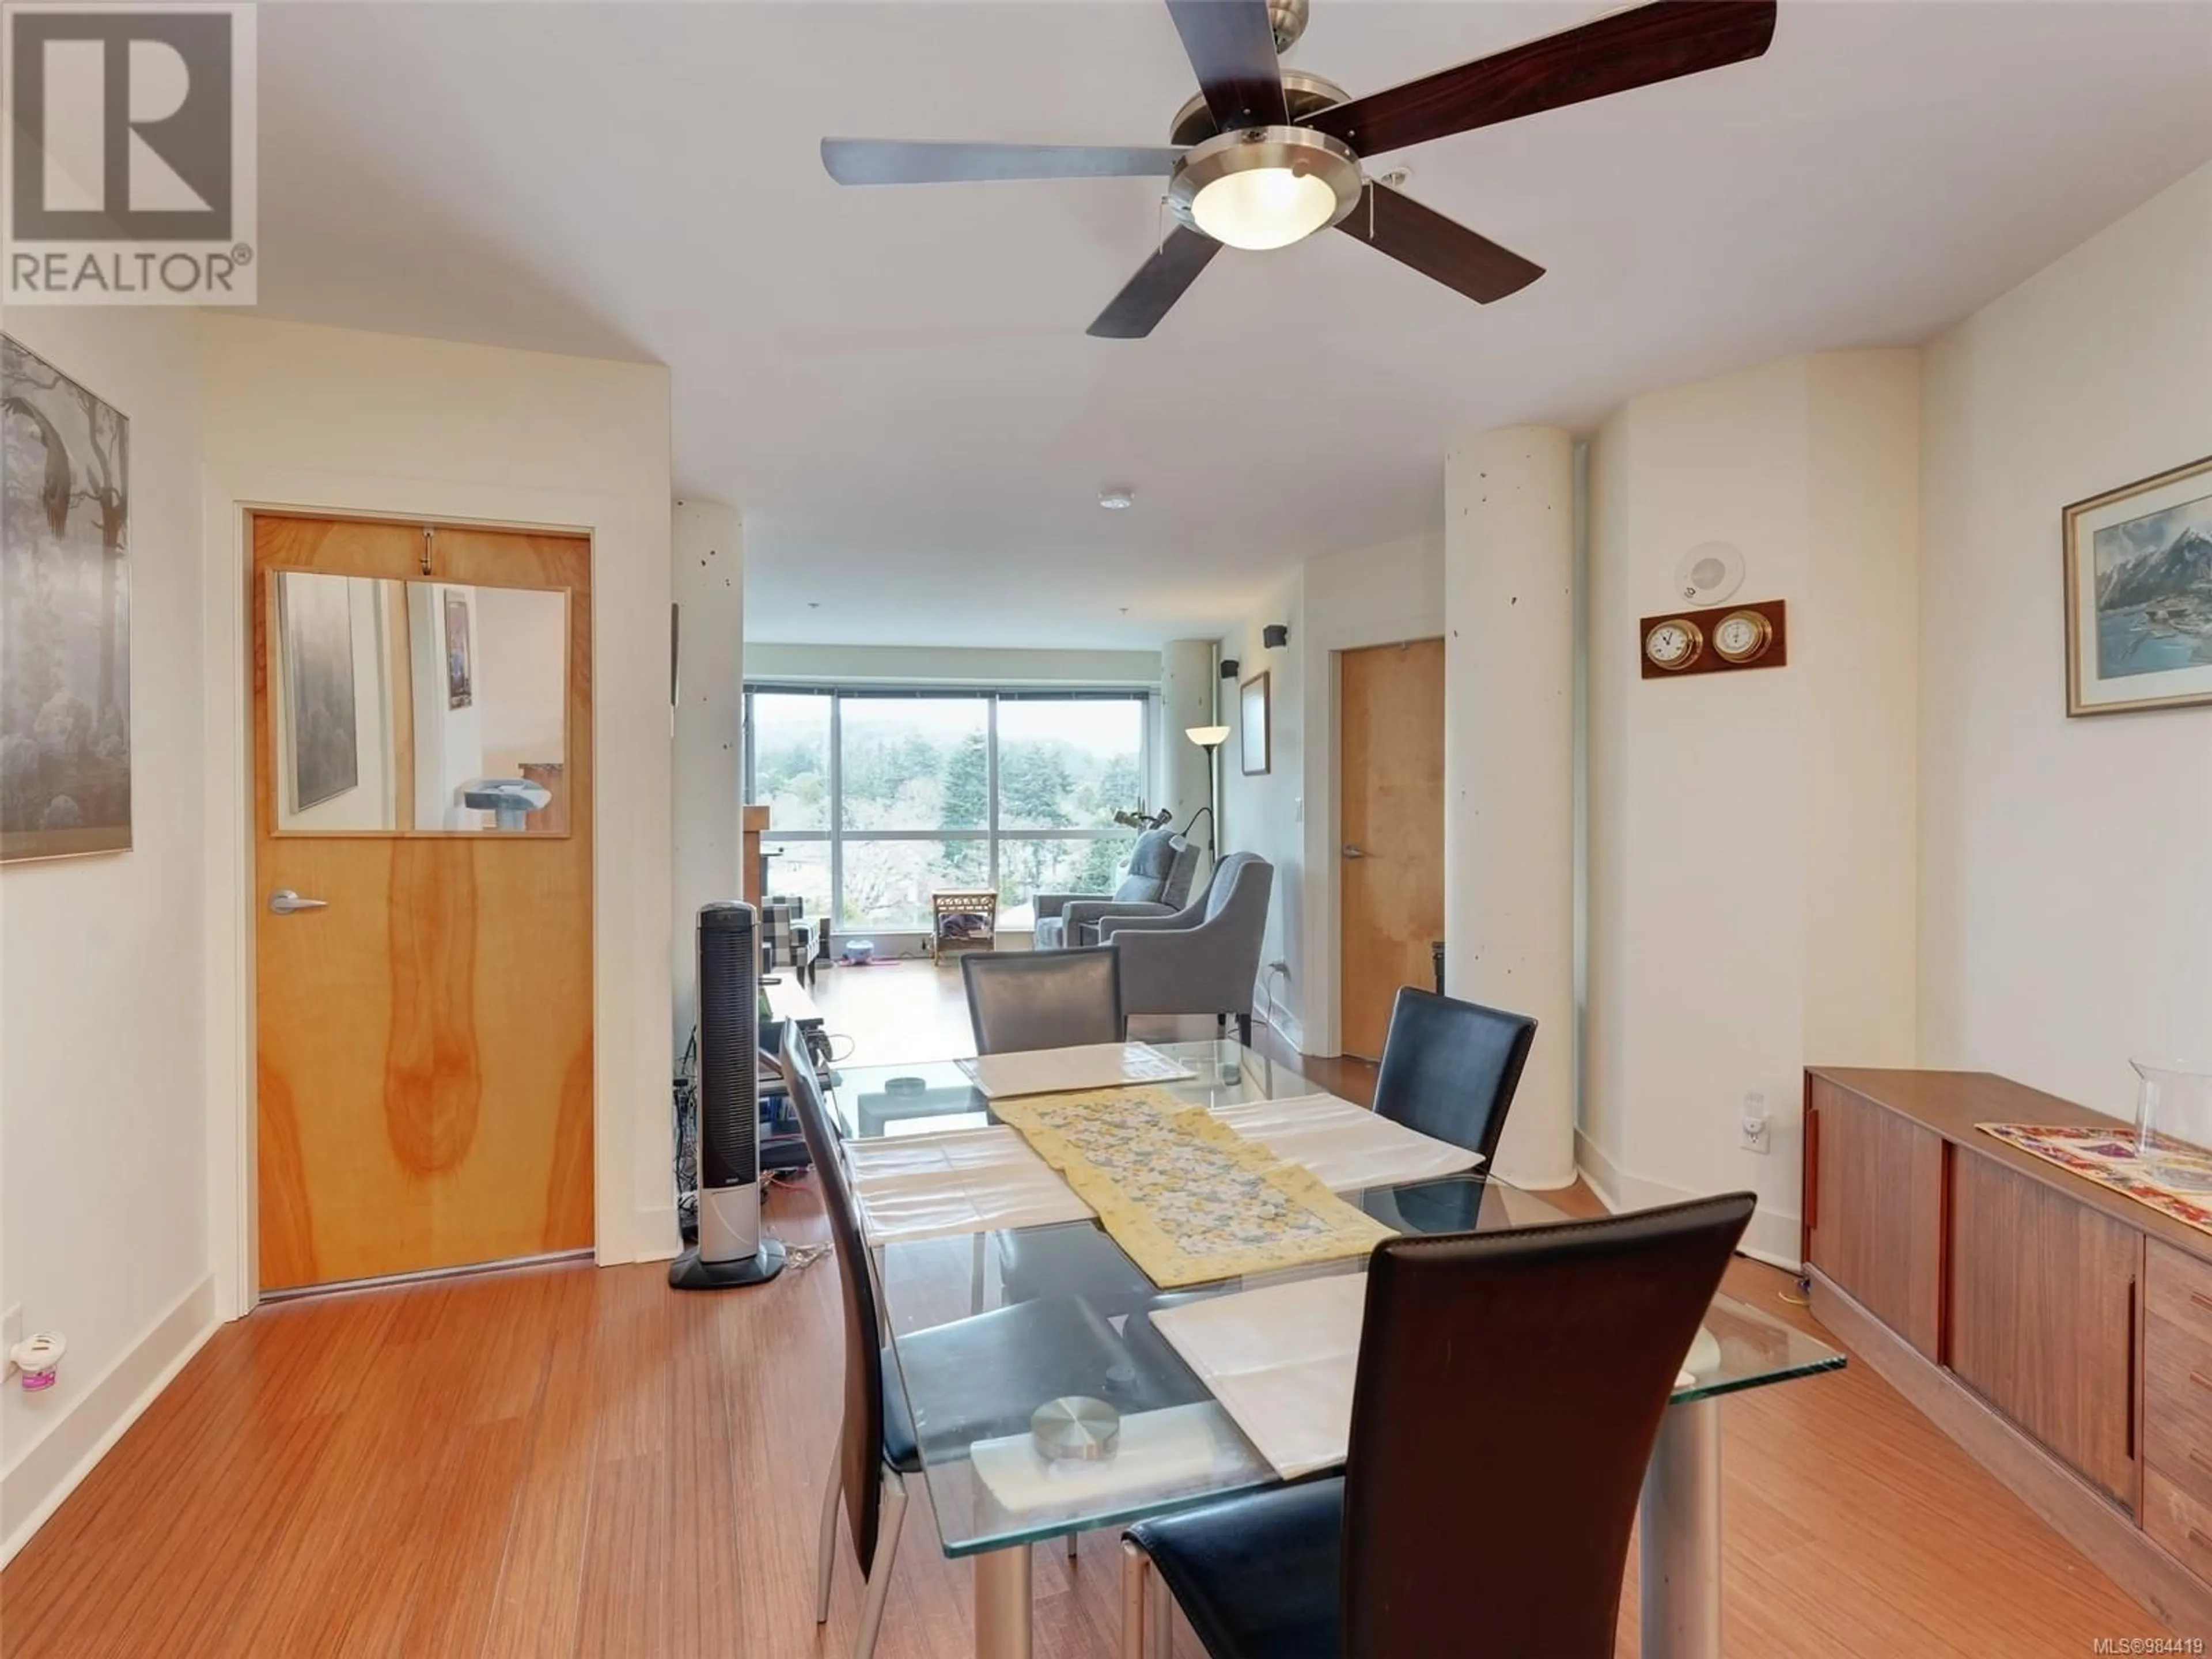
1806;1075;1945;1358
1948;1153;2140;1508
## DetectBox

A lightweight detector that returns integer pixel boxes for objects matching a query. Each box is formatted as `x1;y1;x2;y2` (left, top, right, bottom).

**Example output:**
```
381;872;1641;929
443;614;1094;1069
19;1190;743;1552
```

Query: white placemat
1153;1277;1729;1482
846;1129;1094;1244
1212;1093;1483;1190
1149;1274;1369;1480
969;1403;1257;1517
957;1041;1196;1100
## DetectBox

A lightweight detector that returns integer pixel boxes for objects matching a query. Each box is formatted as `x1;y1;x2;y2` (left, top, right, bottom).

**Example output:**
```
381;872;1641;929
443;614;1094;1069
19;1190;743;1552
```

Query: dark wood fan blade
821;139;1185;185
1088;226;1222;338
1338;183;1544;305
1303;0;1777;157
1165;0;1287;131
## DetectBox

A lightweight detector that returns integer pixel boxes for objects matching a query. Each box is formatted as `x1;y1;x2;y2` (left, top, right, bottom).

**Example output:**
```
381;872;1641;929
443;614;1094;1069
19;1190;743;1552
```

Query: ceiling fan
821;0;1778;338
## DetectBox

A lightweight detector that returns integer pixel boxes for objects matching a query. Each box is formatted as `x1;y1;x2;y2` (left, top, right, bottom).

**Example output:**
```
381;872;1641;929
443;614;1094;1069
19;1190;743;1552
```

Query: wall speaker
669;901;786;1289
1673;541;1745;607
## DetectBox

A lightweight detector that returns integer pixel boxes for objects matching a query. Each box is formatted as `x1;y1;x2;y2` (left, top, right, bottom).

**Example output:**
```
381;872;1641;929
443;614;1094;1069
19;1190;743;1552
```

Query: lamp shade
1185;725;1230;749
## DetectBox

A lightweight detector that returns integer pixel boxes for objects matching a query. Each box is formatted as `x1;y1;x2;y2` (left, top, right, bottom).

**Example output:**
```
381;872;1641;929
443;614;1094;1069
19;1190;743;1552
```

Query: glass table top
827;1042;1846;1558
833;1037;1311;1140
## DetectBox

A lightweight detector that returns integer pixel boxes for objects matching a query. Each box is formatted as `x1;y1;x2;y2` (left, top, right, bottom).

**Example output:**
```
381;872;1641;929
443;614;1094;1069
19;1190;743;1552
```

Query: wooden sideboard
1805;1068;2212;1627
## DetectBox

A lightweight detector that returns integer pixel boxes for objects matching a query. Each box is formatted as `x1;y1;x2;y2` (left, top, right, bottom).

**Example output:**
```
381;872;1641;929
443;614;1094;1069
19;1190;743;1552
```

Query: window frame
740;684;1154;934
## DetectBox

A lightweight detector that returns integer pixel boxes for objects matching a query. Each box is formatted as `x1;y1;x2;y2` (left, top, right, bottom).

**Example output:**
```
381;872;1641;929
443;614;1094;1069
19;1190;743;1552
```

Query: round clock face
1644;618;1703;671
1713;610;1771;663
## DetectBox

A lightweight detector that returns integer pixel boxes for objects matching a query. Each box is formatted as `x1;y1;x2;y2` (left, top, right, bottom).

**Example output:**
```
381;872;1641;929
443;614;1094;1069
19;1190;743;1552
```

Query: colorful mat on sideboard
1977;1123;2212;1238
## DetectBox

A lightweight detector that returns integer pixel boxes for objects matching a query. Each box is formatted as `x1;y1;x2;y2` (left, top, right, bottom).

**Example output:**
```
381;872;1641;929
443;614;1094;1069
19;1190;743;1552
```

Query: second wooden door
252;514;594;1291
1338;638;1445;1060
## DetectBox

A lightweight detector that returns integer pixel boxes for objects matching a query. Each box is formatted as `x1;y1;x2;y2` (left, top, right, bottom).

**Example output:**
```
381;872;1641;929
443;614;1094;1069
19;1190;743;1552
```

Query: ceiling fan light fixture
1169;127;1361;253
1192;168;1338;251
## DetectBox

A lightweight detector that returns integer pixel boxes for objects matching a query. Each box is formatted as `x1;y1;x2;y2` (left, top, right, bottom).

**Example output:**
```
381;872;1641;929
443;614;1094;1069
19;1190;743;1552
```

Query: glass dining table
827;1039;1843;1659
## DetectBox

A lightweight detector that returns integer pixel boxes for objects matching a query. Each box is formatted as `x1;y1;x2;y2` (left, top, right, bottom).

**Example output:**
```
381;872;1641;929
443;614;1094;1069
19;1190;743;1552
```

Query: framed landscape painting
1;337;131;861
2066;454;2212;716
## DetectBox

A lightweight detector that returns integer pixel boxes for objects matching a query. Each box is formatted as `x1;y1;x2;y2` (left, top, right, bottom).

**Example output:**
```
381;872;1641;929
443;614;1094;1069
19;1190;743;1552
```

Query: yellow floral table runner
990;1085;1395;1288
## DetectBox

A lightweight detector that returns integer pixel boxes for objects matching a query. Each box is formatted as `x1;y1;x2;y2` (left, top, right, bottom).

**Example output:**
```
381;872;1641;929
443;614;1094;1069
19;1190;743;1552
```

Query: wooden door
253;515;594;1290
1338;638;1445;1060
1949;1153;2140;1506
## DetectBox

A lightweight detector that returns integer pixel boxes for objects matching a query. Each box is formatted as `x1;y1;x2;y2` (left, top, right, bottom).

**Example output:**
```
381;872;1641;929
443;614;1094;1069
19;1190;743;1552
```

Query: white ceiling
248;1;2212;647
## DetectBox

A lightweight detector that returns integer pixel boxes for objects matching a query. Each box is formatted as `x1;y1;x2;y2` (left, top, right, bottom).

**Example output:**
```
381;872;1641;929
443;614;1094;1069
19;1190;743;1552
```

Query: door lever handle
268;888;328;916
1342;844;1367;859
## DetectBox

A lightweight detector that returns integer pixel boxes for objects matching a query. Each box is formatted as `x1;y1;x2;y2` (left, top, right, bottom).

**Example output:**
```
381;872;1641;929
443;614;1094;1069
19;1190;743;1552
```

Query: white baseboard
620;1204;682;1266
2;1274;218;1565
1574;1128;1630;1213
1251;978;1305;1054
1572;1129;1801;1272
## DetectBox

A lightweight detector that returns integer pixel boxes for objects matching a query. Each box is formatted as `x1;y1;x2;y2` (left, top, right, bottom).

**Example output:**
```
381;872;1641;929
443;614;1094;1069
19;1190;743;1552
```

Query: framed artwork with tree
1;336;130;861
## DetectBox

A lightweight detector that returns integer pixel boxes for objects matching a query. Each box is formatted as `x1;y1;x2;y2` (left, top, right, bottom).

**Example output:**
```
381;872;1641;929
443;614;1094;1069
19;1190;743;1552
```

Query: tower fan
669;902;787;1289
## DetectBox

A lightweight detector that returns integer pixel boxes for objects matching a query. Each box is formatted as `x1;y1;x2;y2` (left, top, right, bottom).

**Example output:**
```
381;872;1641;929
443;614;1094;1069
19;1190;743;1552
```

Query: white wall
197;316;678;1306
1;306;217;1558
1445;427;1578;1188
1220;533;1445;1052
1585;351;1919;1264
474;583;568;782
1157;638;1218;887
672;498;743;1058
1920;162;2212;1113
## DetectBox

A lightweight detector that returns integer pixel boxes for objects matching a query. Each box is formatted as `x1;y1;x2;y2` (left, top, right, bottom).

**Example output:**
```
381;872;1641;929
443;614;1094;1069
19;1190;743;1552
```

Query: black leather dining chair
1360;987;1538;1236
1371;986;1537;1169
963;944;1124;1054
786;1027;1180;1659
1118;1192;1757;1659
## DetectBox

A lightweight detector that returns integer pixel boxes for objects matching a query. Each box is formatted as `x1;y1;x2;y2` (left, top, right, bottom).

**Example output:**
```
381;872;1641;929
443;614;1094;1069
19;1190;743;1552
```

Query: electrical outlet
2;1304;21;1380
1738;1092;1771;1155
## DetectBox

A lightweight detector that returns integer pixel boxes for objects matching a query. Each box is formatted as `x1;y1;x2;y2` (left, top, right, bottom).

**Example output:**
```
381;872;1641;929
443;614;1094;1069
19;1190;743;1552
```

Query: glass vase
2130;1059;2212;1193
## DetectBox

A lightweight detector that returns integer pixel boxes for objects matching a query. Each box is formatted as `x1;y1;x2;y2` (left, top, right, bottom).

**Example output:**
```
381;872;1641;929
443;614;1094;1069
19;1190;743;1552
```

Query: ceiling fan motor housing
1268;0;1311;55
1170;68;1348;146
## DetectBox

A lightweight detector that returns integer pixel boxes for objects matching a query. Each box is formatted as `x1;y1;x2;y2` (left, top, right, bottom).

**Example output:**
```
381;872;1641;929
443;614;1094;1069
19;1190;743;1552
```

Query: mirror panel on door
267;571;570;834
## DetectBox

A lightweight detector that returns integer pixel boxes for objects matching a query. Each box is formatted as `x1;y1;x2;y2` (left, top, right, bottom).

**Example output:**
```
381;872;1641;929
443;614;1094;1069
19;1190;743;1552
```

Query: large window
743;688;1150;933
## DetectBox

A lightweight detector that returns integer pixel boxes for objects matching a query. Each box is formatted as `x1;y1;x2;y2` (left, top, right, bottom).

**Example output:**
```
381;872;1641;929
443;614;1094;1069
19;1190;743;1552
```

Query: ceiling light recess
1099;487;1135;510
1168;127;1362;253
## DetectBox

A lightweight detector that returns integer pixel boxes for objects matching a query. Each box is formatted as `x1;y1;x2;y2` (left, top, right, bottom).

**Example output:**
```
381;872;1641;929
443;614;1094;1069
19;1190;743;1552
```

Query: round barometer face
1713;609;1772;664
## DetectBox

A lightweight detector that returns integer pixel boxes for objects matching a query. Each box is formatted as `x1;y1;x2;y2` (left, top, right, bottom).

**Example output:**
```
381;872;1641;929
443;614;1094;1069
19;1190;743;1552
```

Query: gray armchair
1099;851;1274;1044
1031;828;1199;949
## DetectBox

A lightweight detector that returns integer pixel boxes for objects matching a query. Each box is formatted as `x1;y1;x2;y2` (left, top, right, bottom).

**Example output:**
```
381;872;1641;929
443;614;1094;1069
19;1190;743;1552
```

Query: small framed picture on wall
2064;453;2212;715
1240;671;1271;775
444;589;474;710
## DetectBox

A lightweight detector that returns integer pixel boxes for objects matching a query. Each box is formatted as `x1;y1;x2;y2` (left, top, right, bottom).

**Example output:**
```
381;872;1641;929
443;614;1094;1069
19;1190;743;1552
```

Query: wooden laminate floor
0;964;2164;1657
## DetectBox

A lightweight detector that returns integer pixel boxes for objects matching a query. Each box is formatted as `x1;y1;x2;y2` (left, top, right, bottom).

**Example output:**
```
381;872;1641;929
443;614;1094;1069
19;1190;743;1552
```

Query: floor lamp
1184;723;1228;873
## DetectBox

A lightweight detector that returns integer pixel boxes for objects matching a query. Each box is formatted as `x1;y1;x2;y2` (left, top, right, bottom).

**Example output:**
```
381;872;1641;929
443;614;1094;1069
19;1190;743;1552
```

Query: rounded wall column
671;497;743;1059
1444;426;1577;1187
1158;638;1218;882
